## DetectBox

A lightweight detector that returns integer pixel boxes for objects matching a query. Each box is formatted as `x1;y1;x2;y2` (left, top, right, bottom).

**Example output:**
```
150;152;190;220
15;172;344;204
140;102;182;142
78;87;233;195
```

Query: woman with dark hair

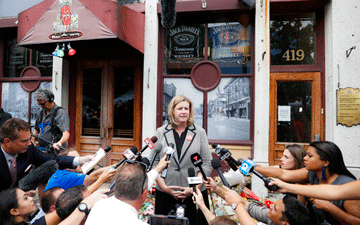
256;141;360;225
280;144;306;170
152;95;212;225
0;188;36;225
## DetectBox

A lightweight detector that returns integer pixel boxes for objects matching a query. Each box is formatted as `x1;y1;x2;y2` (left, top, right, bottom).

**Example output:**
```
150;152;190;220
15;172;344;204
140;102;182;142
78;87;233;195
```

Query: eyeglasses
124;160;148;194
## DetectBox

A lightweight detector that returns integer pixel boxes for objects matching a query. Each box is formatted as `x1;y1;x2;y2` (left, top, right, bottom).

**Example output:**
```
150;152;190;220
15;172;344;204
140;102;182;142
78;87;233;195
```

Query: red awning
17;0;145;53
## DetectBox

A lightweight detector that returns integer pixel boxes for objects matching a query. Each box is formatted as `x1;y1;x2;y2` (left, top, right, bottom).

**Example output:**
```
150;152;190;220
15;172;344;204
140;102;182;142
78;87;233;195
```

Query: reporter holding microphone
151;95;212;225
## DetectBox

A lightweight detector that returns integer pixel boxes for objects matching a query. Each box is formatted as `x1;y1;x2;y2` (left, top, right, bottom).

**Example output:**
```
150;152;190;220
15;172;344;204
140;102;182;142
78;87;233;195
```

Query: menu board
337;88;360;127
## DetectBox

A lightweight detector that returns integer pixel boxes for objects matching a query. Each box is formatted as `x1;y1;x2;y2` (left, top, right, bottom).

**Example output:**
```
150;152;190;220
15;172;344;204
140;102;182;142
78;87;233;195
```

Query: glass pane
207;77;251;140
3;34;30;77
164;24;205;74
82;68;102;136
270;13;316;65
208;22;251;74
1;82;29;121
32;51;53;77
163;78;203;128
277;81;312;143
113;67;134;138
30;82;52;127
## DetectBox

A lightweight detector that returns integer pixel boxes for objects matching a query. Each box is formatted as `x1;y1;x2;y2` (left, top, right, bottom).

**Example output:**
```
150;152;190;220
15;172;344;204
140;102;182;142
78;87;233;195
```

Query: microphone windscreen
188;167;195;177
130;146;138;154
141;157;151;167
211;158;222;169
211;143;218;149
161;0;177;28
19;160;59;191
153;143;162;153
150;136;158;143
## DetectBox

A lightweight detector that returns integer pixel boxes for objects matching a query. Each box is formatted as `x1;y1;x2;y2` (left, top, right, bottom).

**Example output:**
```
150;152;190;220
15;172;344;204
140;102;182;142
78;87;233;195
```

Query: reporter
255;141;360;225
0;188;37;225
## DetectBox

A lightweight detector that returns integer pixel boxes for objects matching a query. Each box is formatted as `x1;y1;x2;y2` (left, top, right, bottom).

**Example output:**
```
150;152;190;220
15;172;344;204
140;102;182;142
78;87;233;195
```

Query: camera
149;204;189;225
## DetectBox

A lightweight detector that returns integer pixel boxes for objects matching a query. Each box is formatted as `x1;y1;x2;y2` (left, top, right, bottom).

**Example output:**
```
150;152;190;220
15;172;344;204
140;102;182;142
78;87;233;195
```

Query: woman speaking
152;95;212;225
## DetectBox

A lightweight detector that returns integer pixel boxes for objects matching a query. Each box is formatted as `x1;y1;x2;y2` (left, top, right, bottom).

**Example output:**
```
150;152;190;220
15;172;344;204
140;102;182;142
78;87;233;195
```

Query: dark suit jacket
0;144;74;191
152;124;212;191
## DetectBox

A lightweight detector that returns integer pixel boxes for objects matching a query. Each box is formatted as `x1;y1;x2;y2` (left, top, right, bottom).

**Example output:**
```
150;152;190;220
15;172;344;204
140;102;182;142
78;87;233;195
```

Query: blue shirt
45;169;86;192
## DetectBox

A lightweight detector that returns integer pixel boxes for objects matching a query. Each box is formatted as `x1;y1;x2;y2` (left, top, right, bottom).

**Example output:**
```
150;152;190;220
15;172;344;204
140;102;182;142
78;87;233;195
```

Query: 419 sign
282;49;305;61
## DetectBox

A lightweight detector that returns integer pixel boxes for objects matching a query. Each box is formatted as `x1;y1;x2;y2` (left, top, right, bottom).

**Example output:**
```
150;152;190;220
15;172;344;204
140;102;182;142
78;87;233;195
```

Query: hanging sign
337;88;360;127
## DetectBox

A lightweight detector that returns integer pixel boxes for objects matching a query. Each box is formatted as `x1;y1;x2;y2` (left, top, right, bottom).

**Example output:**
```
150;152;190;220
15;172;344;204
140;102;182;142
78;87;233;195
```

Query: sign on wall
337;87;360;127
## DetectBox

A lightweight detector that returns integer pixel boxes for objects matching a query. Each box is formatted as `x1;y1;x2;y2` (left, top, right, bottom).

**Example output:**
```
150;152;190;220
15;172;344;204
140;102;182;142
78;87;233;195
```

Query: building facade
0;0;359;196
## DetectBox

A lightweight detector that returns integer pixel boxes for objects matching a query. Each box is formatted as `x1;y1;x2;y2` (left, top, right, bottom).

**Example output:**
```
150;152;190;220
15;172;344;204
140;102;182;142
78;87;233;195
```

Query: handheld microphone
107;147;139;194
161;0;176;28
187;167;202;192
148;143;163;171
18;160;59;191
239;159;279;192
81;146;111;174
138;136;158;155
160;143;175;178
211;143;240;171
211;158;230;188
107;146;138;172
190;153;207;181
140;157;151;168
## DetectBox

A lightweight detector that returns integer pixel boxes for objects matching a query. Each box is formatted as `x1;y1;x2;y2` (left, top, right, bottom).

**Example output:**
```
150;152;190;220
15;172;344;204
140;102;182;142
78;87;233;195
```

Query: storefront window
162;13;253;143
3;33;53;77
3;36;30;77
207;77;250;140
208;22;251;74
164;24;205;75
162;78;203;128
270;13;316;65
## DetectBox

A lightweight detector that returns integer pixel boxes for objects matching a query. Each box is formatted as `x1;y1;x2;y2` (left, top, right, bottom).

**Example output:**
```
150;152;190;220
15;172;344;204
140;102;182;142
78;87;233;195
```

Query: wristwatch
231;202;239;210
78;202;90;215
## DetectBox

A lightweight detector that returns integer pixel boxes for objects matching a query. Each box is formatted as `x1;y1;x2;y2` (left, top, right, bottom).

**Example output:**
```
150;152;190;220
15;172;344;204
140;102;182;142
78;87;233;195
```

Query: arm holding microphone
192;187;216;223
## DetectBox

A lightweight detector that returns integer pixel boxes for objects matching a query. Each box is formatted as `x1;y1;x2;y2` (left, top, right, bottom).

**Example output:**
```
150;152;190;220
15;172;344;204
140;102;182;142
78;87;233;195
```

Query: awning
17;0;145;53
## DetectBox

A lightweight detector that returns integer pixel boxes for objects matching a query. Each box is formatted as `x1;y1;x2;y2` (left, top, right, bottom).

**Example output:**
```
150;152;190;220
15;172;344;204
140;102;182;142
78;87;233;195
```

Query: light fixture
56;43;65;58
52;44;60;56
67;43;76;56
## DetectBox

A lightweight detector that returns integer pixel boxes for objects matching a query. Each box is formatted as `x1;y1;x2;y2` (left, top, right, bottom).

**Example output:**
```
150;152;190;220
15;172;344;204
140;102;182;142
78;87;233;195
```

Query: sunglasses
124;160;148;193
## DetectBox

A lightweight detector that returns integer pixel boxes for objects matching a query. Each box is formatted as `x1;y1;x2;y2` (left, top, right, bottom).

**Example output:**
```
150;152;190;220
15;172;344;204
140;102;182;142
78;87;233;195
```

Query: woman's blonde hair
168;95;194;128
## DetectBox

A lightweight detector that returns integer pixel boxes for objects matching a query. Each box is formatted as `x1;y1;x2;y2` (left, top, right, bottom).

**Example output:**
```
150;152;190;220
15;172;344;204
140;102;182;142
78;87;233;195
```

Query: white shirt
85;196;147;225
147;169;159;190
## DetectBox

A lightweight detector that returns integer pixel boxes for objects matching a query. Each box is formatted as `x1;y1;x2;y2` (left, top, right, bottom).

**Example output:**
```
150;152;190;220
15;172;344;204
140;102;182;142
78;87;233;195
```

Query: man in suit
0;118;91;192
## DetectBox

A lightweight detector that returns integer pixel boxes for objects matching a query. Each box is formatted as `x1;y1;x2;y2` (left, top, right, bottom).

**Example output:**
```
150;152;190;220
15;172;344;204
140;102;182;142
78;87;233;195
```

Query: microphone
81;146;112;174
211;158;230;188
18;160;59;191
161;0;176;28
238;159;279;192
138;136;158;155
160;143;175;178
107;146;138;172
148;143;163;171
190;153;207;181
187;168;202;192
107;147;139;194
212;143;241;171
140;157;151;168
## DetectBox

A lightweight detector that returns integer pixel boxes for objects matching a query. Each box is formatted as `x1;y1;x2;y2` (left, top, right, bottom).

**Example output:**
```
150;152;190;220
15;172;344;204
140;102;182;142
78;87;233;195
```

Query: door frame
75;60;143;164
269;72;323;165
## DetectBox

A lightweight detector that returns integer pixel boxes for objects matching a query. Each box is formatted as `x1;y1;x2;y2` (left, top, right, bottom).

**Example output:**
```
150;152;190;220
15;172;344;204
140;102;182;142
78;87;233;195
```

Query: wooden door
269;72;323;165
75;60;142;164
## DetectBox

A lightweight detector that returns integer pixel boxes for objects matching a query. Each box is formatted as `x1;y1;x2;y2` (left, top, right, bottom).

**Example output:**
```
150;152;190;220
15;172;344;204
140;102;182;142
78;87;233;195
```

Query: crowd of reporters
1;93;360;225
